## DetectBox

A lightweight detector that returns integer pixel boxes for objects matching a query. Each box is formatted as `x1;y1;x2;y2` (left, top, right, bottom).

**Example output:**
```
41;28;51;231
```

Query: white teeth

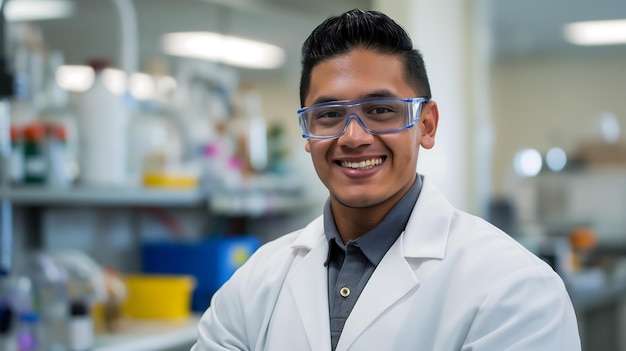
341;158;383;169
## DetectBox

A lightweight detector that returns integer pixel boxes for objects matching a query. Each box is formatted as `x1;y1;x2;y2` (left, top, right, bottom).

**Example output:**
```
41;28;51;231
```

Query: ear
304;139;311;153
419;101;439;149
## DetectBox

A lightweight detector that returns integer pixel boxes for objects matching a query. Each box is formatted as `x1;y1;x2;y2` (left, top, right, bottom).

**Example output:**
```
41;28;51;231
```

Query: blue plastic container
141;236;261;312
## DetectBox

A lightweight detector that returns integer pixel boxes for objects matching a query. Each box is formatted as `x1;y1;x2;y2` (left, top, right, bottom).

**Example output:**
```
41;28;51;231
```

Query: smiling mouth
339;157;385;170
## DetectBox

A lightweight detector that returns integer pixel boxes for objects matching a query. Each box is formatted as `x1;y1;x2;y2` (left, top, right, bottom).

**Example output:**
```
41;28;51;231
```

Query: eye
369;106;394;114
313;109;344;119
365;102;401;115
363;102;402;121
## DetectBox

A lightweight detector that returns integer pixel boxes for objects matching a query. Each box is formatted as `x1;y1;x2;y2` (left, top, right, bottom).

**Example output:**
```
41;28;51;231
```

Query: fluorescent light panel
56;65;95;92
564;19;626;46
56;65;173;102
162;32;285;69
56;66;127;95
6;0;75;22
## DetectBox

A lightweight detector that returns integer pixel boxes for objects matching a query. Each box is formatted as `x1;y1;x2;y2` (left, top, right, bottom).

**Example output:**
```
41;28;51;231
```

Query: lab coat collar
401;176;453;259
292;176;453;260
291;215;325;250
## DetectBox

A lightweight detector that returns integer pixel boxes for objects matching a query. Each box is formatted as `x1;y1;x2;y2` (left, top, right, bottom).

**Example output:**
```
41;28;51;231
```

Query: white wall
491;54;626;196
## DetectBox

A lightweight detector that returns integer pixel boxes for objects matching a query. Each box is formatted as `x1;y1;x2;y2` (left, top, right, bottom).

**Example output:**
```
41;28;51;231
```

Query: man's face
304;48;438;210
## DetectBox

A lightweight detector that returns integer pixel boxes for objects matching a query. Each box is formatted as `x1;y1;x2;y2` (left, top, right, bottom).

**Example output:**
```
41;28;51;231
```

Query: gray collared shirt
323;174;423;350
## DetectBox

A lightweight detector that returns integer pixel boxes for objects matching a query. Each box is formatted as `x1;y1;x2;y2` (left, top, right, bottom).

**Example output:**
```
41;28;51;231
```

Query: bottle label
9;149;24;182
25;156;46;176
68;317;93;350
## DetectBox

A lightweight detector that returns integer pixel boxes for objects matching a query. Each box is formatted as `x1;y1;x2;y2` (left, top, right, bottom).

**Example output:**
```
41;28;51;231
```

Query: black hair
299;9;431;107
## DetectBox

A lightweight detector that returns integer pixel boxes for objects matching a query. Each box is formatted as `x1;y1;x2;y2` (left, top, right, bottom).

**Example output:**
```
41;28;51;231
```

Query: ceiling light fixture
56;65;126;94
564;19;626;46
56;65;176;101
5;0;75;22
56;65;95;92
513;148;542;177
162;32;285;69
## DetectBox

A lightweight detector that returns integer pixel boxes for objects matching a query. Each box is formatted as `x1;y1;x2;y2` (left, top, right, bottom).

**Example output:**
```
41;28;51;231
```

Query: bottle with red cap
38;50;79;187
46;123;72;187
22;122;46;184
9;125;25;185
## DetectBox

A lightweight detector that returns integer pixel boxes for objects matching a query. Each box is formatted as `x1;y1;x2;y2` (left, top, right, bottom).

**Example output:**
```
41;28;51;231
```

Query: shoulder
443;211;579;348
443;208;571;307
411;178;552;277
449;209;548;272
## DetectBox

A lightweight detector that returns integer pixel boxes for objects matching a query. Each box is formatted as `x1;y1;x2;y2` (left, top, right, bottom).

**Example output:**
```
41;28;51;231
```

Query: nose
337;114;374;147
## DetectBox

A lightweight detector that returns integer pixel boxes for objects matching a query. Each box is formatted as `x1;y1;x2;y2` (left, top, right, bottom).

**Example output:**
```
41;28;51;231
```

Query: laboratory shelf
0;173;313;215
0;186;206;207
208;189;311;216
95;315;200;351
1;185;310;214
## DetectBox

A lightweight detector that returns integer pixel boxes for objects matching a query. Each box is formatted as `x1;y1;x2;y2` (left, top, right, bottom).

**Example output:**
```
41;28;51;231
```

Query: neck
330;174;417;243
331;201;390;244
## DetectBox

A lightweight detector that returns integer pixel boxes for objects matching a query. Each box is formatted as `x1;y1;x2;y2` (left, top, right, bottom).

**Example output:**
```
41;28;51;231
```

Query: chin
335;192;387;209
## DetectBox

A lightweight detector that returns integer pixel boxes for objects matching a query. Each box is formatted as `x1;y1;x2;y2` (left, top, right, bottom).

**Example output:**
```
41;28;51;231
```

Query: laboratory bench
95;315;200;351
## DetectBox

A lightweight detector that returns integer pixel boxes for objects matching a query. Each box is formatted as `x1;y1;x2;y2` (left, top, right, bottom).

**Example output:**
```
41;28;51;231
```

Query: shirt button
340;287;350;298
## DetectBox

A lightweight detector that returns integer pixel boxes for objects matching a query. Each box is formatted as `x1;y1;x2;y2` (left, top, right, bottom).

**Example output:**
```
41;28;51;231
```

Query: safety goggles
298;97;429;140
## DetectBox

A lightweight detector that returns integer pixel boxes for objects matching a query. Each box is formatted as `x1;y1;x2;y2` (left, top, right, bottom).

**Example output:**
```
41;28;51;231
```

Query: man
192;9;580;351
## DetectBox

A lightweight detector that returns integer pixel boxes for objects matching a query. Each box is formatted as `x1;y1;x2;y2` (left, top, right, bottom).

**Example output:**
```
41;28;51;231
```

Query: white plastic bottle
67;300;93;351
241;89;267;173
76;60;129;187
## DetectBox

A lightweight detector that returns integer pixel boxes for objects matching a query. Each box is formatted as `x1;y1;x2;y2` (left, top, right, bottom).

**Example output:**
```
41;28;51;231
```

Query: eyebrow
310;89;399;106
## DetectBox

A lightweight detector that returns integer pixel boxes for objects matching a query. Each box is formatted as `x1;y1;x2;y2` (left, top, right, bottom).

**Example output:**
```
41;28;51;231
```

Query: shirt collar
323;174;423;266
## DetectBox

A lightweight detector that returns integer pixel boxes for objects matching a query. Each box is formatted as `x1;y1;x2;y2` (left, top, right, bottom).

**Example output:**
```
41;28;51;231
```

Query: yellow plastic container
142;171;199;189
121;274;195;319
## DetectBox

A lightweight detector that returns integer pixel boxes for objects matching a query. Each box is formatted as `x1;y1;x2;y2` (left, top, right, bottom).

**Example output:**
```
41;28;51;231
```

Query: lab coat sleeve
462;266;581;351
191;273;250;351
190;233;297;351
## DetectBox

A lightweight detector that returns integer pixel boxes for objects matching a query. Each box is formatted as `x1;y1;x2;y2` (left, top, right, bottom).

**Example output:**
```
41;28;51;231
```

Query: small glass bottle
16;312;40;351
38;50;79;187
0;304;16;351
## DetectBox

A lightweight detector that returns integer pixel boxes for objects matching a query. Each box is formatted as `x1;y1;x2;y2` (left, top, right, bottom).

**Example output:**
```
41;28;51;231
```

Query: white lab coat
192;178;581;350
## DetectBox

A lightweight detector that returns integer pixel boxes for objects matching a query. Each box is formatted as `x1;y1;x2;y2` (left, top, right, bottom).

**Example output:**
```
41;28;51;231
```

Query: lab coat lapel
335;178;452;350
287;222;332;351
336;237;419;351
